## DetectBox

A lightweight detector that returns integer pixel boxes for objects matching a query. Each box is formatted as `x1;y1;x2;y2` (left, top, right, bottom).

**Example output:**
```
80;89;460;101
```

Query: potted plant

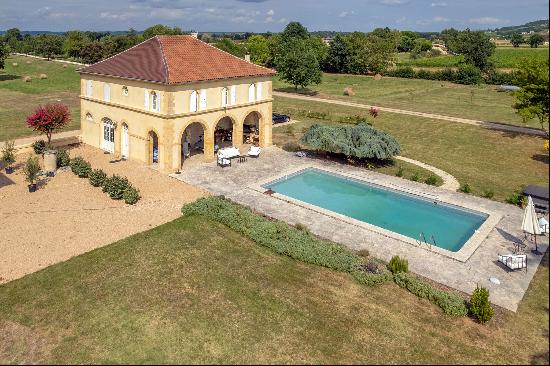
1;141;16;174
23;155;41;192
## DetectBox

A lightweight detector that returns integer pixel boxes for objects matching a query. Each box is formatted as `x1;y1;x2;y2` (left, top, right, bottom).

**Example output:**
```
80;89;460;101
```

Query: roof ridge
155;36;170;84
79;37;157;72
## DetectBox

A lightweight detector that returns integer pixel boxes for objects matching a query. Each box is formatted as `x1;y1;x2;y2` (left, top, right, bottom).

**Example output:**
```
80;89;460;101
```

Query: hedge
385;66;516;86
393;272;468;316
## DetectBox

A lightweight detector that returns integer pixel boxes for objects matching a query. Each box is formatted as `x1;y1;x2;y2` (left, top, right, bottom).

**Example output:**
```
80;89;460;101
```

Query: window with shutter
144;90;149;110
103;83;110;102
86;80;93;97
151;91;158;111
256;82;263;100
221;87;228;107
248;84;255;103
156;92;161;112
199;90;207;110
190;91;197;112
230;85;236;105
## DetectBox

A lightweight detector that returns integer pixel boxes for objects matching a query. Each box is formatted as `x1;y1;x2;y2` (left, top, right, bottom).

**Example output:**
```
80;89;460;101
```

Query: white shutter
156;92;162;112
199;90;207;110
221;88;227;107
256;82;263;100
190;91;197;112
230;85;236;105
248;84;255;103
144;90;149;110
86;80;93;97
104;83;110;102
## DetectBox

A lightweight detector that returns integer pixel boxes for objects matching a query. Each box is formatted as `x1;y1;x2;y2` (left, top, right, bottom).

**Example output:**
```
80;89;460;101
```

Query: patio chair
248;146;261;158
498;254;527;271
217;155;231;168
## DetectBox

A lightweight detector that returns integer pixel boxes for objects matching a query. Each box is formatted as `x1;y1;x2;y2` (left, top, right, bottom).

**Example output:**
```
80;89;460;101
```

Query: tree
452;29;495;72
63;31;90;59
79;41;107;64
280;21;309;42
309;36;329;69
364;32;397;73
440;28;460;52
142;24;183;40
214;38;246;58
510;33;524;48
398;33;417;52
26;104;71;144
325;34;348;73
513;59;549;136
529;33;544;48
245;35;269;65
275;38;322;90
3;28;23;51
0;41;7;70
35;34;63;60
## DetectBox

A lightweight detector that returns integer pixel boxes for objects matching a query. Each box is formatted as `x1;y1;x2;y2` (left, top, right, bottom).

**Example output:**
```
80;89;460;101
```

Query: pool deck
172;146;549;312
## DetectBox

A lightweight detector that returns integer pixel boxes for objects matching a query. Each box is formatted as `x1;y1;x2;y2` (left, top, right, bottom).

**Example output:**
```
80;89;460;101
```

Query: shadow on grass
0;74;21;82
532;154;549;165
274;87;318;96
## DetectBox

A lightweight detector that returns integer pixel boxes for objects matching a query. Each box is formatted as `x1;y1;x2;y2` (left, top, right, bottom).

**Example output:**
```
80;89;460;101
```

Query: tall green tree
453;29;495;72
142;24;183;40
325;34;348;73
3;28;22;51
79;41;107;64
275;38;322;90
214;38;247;58
35;34;64;60
510;33;524;48
245;35;269;65
529;33;544;48
63;31;90;59
0;41;8;69
513;59;549;136
280;22;309;41
364;32;397;73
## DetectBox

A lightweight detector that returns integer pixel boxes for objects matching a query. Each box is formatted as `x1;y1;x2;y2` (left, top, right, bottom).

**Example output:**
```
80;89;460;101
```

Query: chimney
244;54;251;62
190;32;198;38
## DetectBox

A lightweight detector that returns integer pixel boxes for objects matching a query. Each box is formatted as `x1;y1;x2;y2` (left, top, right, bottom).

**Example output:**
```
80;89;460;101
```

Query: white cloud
266;9;274;16
469;16;509;25
380;0;409;5
430;2;448;6
416;16;449;25
339;10;355;17
149;8;186;20
432;16;448;22
395;16;407;24
265;16;273;23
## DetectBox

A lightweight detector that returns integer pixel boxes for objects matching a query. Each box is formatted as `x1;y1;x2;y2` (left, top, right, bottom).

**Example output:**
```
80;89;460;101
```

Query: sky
0;0;548;33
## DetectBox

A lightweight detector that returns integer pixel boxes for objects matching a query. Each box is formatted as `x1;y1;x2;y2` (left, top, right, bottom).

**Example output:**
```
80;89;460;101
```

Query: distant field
0;56;81;142
397;47;549;69
273;73;532;126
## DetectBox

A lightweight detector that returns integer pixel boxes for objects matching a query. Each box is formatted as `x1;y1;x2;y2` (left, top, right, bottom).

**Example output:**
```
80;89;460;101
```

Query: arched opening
243;111;261;146
214;116;233;152
149;131;159;165
181;122;205;167
102;118;115;153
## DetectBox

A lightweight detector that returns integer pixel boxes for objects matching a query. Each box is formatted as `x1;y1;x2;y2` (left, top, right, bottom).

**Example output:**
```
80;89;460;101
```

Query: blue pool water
264;169;487;252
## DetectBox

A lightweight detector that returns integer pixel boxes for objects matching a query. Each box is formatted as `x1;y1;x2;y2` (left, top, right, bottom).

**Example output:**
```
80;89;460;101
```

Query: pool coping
250;165;503;263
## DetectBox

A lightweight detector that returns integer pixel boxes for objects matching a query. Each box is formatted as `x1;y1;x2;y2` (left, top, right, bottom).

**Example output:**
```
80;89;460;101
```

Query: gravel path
273;91;548;137
0;145;206;284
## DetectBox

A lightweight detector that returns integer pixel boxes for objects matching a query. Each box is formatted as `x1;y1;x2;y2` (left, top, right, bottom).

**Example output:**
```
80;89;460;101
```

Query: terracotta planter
43;150;57;174
28;183;37;193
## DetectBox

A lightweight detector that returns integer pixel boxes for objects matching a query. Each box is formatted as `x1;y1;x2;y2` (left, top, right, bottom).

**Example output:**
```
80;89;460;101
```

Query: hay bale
26;60;32;64
12;62;18;67
23;76;32;82
39;74;48;79
343;86;355;96
62;64;68;68
374;73;382;80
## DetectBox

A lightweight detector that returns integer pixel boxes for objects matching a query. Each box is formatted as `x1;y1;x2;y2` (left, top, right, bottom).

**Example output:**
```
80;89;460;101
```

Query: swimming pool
263;168;488;252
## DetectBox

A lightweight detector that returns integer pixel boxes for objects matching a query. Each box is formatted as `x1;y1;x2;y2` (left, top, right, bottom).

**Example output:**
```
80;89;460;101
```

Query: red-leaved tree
26;104;71;144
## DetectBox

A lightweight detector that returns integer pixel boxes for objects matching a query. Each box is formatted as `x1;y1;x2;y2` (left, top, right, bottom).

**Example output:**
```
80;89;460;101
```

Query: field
0;56;81;142
396;47;549;69
273;96;549;201
273;73;535;126
1;213;548;364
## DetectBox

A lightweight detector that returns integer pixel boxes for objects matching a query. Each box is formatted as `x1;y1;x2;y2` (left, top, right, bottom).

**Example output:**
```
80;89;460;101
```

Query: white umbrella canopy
522;196;541;235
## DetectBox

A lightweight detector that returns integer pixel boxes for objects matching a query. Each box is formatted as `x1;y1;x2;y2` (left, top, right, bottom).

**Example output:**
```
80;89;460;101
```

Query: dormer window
122;86;129;96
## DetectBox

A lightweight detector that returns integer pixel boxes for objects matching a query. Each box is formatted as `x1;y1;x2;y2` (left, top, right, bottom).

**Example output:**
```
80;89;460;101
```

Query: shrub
123;185;141;205
410;172;420;182
387;255;408;274
396;165;404;177
459;183;472;193
89;169;107;187
295;223;309;232
357;249;370;258
23;155;41;185
425;175;438;186
481;189;494;199
394;273;468;316
300;123;400;161
282;141;301;152
469;286;494;324
56;149;70;167
455;64;482;85
351;270;394;286
31;139;47;155
390;66;415;79
182;197;361;273
70;156;92;178
103;175;130;200
1;141;16;167
506;186;526;206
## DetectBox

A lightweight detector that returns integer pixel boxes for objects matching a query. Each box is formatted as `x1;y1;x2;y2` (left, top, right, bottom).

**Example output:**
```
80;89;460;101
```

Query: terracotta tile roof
79;35;275;84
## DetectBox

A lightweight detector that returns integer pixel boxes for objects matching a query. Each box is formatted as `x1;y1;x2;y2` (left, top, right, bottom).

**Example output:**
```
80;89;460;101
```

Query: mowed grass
273;73;533;126
396;47;549;69
0;214;548;364
0;56;81;142
273;96;549;201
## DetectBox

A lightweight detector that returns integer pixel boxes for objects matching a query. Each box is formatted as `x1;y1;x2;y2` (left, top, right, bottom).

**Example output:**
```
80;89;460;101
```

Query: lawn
272;73;536;127
0;56;81;142
273;96;549;201
0;213;548;364
396;47;549;69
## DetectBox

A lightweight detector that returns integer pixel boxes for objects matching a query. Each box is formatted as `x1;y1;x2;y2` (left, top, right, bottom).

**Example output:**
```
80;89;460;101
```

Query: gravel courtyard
0;144;206;283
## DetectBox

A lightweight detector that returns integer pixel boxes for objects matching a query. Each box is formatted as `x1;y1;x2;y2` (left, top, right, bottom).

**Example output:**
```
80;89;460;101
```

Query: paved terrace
172;147;548;312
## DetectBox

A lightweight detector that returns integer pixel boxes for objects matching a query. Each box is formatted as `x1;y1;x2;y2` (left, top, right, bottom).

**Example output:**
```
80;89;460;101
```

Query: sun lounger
248;146;261;158
217;147;240;167
498;254;527;271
